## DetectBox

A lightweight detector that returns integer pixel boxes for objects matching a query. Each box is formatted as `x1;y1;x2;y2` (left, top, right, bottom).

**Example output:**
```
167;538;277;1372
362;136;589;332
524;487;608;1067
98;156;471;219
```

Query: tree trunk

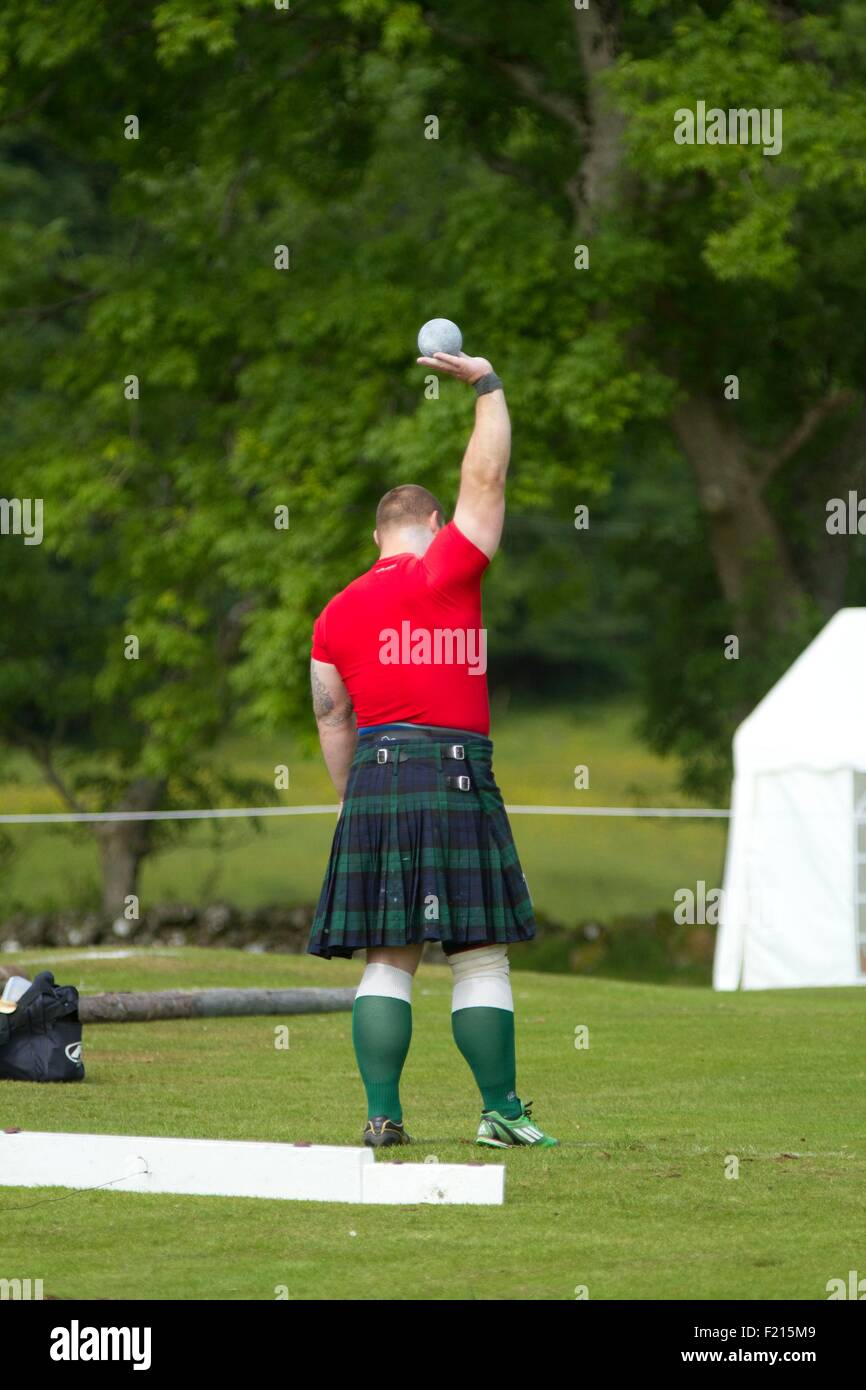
492;7;822;636
95;777;166;919
671;396;806;630
797;407;866;616
571;0;627;228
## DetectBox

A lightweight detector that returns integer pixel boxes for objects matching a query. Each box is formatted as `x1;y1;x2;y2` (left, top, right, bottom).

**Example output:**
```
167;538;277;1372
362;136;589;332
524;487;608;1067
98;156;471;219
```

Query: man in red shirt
309;347;557;1150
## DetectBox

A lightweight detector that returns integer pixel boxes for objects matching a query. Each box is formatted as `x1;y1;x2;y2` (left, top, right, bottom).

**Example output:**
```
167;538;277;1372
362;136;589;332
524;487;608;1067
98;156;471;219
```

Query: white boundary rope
0;806;337;825
0;803;730;825
506;805;729;818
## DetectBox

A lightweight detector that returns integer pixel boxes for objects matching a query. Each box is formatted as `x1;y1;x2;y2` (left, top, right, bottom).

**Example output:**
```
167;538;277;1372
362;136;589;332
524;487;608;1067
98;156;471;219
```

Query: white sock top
355;962;414;1004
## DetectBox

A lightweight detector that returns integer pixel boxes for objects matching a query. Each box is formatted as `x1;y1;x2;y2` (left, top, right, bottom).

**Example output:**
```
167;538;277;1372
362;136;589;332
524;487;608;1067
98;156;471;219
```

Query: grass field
1;947;862;1301
0;701;726;927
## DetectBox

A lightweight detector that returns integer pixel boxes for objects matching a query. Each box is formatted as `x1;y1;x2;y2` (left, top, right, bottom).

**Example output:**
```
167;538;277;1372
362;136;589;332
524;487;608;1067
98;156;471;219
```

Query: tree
326;0;866;785
2;0;865;920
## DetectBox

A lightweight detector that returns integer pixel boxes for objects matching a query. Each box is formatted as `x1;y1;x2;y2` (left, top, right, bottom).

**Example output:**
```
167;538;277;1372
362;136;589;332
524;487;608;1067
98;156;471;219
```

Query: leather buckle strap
376;746;411;764
445;775;472;791
375;744;466;773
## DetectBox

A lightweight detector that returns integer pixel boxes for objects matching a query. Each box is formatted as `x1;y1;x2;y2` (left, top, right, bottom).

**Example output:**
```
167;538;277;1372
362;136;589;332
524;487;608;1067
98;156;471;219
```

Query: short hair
375;484;444;534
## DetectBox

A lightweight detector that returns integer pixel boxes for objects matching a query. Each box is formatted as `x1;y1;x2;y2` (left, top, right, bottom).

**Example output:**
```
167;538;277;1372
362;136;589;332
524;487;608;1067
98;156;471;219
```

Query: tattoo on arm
311;665;354;727
311;667;335;719
322;707;354;728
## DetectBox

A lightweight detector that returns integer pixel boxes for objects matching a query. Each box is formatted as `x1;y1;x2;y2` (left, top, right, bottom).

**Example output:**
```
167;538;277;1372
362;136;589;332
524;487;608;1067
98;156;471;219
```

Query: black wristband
473;372;503;396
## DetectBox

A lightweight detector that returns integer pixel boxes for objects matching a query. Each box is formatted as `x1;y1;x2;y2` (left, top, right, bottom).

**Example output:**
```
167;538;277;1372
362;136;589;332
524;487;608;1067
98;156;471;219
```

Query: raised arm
416;350;511;559
310;658;357;799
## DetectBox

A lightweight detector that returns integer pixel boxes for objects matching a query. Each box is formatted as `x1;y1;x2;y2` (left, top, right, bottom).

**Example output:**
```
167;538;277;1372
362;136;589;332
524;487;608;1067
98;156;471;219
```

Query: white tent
715;607;866;990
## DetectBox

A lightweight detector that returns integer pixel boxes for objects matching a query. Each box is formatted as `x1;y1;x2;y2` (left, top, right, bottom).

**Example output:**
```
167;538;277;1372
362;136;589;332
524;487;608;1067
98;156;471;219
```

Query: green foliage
2;0;865;824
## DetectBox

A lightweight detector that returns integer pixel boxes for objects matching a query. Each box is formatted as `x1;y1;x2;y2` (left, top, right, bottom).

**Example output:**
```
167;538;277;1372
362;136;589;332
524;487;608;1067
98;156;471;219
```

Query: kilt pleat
307;733;535;959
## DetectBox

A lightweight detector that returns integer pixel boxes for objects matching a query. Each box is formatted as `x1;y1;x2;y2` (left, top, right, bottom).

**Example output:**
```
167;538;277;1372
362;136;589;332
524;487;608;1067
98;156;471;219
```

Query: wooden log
78;986;356;1023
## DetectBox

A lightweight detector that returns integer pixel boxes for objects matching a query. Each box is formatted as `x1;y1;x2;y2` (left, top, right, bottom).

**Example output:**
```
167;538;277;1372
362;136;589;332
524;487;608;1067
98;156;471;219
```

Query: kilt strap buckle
376;746;411;764
375;743;467;769
446;775;472;792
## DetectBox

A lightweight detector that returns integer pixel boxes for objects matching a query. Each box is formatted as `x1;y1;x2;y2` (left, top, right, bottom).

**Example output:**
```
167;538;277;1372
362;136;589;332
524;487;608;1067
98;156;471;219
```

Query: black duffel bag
0;971;85;1082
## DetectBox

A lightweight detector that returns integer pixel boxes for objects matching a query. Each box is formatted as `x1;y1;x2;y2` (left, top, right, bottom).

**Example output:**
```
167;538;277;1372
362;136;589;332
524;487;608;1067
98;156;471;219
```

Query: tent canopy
734;608;866;775
716;607;866;990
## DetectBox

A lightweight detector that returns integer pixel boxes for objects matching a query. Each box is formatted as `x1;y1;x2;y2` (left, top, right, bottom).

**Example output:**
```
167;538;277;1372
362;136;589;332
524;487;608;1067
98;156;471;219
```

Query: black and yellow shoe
363;1116;412;1148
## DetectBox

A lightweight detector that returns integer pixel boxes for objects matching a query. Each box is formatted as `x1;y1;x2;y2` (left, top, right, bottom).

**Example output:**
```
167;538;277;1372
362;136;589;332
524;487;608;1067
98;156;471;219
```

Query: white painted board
0;1131;505;1205
0;1131;372;1203
361;1160;504;1205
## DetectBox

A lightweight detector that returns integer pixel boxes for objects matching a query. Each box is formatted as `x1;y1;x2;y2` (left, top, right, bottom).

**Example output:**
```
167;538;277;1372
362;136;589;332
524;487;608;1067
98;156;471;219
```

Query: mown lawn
1;948;861;1301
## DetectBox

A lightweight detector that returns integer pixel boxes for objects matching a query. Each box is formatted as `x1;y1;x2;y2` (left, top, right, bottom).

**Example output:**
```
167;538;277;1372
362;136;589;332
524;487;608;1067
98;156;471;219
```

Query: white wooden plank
0;1131;506;1205
361;1159;504;1205
0;1130;372;1203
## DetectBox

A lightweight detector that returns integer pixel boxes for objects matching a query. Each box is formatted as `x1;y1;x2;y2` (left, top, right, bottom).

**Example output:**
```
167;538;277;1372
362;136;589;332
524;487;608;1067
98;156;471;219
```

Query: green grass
0;701;726;926
1;947;862;1300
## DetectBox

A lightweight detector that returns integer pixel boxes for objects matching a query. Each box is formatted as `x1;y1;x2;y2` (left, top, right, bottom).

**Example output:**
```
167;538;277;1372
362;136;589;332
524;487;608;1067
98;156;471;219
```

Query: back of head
375;484;444;547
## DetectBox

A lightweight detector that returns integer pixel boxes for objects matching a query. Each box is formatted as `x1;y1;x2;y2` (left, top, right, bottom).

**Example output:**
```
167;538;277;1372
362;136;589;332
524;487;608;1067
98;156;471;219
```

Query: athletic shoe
475;1101;558;1148
363;1116;412;1148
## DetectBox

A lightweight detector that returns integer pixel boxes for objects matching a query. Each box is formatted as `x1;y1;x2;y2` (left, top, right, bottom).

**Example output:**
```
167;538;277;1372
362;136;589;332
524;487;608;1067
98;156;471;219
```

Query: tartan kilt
307;731;536;959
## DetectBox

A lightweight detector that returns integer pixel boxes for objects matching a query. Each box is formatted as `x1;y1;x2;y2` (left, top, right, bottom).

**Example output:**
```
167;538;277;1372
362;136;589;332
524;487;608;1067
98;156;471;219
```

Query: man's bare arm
416;350;510;559
311;658;357;799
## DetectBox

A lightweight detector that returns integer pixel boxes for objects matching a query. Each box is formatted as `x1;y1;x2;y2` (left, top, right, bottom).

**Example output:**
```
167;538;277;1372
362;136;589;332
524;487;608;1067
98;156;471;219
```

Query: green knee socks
352;986;521;1124
352;994;412;1123
452;1006;521;1119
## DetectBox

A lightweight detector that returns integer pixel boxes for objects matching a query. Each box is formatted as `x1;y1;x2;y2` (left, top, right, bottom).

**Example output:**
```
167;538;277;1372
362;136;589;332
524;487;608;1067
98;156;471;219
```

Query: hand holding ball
416;320;494;386
417;318;463;357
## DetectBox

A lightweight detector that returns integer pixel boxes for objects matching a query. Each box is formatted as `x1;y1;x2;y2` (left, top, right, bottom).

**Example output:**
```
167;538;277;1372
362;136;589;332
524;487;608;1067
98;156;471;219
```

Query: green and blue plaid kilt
307;729;536;959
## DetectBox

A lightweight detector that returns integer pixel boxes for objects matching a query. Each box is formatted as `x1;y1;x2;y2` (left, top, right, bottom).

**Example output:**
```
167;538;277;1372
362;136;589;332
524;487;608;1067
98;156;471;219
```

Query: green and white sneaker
475;1101;559;1149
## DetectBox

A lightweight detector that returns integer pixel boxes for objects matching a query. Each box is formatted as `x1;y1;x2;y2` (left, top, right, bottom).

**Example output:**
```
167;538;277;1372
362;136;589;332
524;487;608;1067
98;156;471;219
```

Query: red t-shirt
311;521;490;734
